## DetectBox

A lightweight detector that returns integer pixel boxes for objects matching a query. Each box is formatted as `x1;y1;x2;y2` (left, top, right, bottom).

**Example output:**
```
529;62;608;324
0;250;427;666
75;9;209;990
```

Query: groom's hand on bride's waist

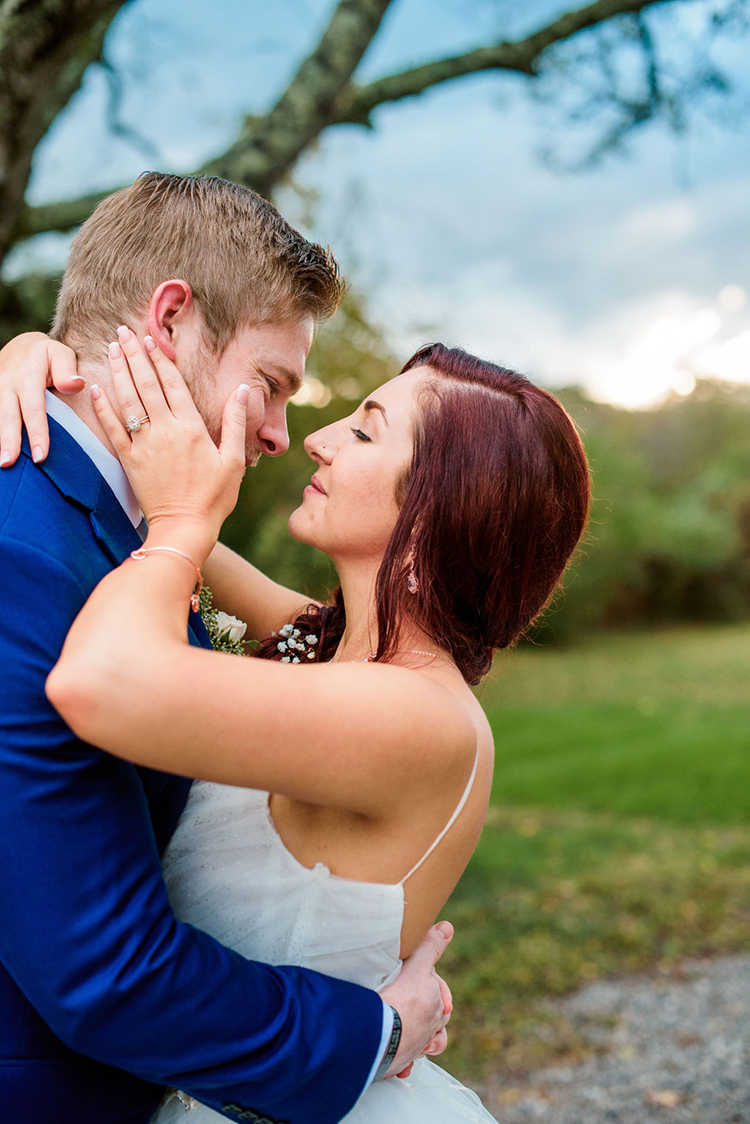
377;920;454;1080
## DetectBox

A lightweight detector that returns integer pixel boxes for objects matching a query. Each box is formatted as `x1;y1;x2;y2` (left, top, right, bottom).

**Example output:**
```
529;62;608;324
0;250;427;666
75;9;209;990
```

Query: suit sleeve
0;536;383;1124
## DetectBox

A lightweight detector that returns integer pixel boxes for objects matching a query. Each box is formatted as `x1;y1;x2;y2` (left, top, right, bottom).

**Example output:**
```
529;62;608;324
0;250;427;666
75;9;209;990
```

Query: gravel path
476;954;750;1123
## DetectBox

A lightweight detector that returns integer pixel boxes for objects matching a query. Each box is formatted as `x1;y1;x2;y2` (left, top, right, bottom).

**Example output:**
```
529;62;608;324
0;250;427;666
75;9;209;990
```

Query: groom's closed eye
256;365;302;397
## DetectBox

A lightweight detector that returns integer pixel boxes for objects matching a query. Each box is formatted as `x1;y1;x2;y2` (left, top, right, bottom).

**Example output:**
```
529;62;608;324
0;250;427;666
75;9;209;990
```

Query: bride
11;333;589;1121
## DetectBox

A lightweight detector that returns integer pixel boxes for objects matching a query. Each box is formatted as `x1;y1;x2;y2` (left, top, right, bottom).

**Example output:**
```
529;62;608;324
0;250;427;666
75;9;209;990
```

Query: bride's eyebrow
363;400;388;426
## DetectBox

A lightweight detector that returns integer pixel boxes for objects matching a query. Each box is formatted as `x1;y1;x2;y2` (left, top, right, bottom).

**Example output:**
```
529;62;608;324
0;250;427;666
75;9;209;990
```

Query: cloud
288;80;750;407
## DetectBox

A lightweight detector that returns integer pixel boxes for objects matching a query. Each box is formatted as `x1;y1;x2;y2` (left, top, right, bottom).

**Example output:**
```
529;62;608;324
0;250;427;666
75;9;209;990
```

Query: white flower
276;624;320;661
215;611;247;643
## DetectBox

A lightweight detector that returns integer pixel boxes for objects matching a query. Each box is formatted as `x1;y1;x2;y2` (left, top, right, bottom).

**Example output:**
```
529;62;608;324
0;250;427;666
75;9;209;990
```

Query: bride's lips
304;474;327;496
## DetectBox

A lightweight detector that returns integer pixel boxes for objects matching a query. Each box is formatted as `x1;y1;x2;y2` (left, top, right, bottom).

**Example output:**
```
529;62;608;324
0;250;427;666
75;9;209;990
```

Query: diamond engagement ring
125;415;150;433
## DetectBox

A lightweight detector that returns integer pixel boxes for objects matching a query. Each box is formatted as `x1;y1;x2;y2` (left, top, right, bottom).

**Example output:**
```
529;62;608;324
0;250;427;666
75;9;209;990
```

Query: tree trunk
0;0;127;259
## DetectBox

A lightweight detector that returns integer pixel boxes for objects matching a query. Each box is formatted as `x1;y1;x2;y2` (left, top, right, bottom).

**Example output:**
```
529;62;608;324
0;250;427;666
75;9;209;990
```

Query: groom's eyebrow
363;400;389;425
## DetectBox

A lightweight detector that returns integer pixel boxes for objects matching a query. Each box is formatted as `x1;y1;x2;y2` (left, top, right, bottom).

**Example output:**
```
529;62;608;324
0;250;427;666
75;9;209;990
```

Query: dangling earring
406;558;419;595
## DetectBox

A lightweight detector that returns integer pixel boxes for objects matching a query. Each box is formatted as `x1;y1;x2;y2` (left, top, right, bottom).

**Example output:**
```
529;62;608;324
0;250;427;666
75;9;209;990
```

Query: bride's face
288;369;427;562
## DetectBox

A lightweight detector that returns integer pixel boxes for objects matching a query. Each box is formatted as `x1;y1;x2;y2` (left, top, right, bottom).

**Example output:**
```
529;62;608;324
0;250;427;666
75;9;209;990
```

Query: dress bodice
157;768;497;1124
162;781;404;991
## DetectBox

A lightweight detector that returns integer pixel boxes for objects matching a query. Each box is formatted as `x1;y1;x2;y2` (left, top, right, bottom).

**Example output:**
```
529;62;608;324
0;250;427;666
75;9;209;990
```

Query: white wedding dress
152;765;498;1123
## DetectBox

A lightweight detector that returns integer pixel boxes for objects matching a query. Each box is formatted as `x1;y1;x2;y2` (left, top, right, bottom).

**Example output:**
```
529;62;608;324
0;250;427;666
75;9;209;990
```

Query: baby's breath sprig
198;586;251;656
274;623;319;663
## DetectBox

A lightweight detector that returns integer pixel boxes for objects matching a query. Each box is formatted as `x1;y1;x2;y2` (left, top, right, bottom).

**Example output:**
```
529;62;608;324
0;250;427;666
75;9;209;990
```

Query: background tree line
234;321;750;641
5;227;750;644
1;0;748;641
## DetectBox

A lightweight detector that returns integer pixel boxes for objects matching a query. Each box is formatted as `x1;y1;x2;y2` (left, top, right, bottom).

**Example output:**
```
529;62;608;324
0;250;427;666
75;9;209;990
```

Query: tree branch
10;0;720;246
336;0;695;125
0;0;129;257
15;0;395;242
13;190;115;240
202;0;395;196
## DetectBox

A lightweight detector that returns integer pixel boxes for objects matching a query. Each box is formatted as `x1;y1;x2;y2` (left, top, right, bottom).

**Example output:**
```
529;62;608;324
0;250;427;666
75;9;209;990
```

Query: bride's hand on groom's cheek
91;328;249;557
0;332;83;468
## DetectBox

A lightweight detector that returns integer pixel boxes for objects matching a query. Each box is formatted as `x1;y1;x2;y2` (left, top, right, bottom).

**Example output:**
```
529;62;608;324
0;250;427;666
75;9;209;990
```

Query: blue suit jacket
0;418;383;1124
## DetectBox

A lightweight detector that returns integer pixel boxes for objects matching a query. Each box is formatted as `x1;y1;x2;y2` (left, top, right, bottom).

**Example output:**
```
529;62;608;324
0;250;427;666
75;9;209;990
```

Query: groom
0;173;451;1124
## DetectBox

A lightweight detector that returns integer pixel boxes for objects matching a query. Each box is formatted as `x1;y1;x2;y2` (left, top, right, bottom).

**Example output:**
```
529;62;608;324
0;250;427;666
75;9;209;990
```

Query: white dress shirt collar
45;390;142;529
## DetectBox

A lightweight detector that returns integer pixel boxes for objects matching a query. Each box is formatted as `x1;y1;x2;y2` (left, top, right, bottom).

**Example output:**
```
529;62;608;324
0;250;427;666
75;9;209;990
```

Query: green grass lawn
443;625;750;1082
480;624;750;824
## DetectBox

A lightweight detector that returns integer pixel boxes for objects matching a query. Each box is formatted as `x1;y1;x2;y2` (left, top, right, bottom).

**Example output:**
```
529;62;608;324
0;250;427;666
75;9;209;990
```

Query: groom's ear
147;279;194;361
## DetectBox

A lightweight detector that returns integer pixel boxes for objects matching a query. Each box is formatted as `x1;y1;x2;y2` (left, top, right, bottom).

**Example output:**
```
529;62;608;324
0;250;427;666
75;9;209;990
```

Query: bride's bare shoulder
397;661;495;778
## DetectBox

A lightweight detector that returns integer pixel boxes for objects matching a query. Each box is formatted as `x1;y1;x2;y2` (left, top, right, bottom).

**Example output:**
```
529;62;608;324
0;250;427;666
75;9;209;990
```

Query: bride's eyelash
351;428;372;442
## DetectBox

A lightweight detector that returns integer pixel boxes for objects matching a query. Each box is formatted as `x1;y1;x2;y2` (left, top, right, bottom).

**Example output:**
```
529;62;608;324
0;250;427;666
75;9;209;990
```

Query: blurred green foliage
0;274;61;348
554;383;750;637
5;271;750;637
230;338;750;640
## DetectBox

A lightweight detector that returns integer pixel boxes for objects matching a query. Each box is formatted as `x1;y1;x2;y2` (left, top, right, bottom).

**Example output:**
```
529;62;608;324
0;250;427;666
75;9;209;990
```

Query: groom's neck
51;355;120;460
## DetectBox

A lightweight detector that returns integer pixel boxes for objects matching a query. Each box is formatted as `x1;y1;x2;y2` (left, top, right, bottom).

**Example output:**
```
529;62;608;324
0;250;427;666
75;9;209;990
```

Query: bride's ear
147;280;194;361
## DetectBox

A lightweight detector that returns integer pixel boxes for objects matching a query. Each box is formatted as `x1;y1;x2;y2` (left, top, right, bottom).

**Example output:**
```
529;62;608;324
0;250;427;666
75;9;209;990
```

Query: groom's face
179;316;314;467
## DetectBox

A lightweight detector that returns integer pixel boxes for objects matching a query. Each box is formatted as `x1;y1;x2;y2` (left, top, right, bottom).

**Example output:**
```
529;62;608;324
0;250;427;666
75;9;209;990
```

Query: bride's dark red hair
258;344;590;684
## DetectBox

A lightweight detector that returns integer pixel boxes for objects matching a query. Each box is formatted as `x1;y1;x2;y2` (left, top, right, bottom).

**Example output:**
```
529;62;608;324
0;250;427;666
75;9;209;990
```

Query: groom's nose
257;406;290;457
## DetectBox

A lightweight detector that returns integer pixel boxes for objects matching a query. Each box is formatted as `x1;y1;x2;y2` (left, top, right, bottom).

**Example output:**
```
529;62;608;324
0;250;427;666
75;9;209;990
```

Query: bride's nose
305;427;335;463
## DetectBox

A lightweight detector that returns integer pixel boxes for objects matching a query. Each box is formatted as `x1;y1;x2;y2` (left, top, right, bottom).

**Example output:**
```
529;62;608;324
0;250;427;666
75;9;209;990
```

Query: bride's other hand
0;332;83;467
93;328;248;561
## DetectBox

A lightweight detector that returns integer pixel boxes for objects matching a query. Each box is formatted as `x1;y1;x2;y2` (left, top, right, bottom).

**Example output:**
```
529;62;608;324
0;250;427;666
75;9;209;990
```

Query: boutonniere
199;587;250;655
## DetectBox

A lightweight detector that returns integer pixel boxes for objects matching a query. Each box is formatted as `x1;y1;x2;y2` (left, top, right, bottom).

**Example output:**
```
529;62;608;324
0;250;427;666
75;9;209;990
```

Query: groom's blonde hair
52;172;342;360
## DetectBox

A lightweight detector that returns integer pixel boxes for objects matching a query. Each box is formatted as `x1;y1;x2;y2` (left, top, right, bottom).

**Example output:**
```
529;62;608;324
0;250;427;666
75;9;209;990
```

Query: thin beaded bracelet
130;547;204;612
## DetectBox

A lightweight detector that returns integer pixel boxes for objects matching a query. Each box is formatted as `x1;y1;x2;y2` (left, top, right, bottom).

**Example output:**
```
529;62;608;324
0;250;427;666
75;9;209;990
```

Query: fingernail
91;385;102;401
0;450;11;467
108;342;121;359
144;335;157;352
435;921;453;940
33;446;44;464
117;325;131;343
236;383;250;405
69;375;87;386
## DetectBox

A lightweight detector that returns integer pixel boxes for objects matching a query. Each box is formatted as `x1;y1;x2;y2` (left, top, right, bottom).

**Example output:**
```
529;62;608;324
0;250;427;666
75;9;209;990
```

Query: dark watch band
374;1006;402;1080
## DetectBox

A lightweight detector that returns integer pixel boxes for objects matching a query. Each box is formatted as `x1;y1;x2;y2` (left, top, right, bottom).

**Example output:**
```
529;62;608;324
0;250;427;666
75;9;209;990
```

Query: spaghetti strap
397;745;480;886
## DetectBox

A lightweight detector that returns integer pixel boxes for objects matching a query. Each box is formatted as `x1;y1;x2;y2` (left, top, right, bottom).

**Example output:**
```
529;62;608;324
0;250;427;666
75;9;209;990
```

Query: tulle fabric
150;781;497;1123
156;1058;495;1123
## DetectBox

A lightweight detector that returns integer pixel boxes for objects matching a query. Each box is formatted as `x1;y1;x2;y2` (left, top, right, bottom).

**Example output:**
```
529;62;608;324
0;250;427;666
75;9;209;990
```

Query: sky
9;0;750;409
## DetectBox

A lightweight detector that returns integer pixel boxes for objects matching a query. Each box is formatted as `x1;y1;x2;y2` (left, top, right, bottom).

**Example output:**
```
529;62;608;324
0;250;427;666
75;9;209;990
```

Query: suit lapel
26;416;213;837
89;477;142;566
25;415;103;512
29;417;213;650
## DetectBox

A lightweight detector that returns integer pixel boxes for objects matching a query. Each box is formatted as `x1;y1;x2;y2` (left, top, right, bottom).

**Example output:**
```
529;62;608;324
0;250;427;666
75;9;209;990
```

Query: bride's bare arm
203;543;317;642
47;557;472;817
